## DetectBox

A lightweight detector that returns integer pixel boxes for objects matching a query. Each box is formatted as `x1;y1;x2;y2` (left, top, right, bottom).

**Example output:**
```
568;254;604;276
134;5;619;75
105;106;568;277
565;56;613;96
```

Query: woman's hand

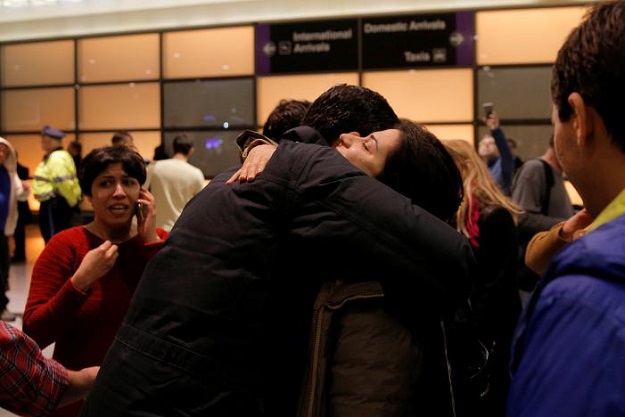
136;187;160;243
71;240;118;292
226;144;277;184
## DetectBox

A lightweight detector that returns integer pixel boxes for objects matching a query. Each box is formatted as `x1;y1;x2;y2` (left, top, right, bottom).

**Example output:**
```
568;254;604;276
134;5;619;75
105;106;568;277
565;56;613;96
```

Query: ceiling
0;0;594;42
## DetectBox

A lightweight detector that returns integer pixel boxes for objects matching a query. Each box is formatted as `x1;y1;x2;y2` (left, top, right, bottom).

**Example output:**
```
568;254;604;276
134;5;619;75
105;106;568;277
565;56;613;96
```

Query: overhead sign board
256;19;359;74
361;12;474;69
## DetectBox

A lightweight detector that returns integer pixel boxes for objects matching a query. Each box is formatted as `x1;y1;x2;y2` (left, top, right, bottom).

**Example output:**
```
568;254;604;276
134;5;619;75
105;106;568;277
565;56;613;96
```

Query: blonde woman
443;139;524;417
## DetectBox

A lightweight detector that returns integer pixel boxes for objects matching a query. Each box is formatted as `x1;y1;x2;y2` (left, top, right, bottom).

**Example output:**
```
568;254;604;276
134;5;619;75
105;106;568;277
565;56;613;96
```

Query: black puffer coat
80;141;475;417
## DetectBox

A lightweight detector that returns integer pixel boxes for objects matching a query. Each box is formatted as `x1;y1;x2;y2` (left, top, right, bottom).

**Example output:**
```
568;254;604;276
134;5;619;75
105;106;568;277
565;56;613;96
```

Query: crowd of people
1;1;625;416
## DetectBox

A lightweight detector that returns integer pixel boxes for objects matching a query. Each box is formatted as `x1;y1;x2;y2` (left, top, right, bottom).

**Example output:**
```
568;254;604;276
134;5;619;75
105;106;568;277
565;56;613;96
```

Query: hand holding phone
134;188;160;243
136;203;147;222
483;102;494;118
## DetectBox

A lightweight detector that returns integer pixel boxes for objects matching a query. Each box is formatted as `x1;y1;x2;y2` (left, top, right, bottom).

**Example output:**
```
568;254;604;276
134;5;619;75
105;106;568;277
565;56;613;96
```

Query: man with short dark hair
231;85;475;416
144;134;205;232
508;2;625;416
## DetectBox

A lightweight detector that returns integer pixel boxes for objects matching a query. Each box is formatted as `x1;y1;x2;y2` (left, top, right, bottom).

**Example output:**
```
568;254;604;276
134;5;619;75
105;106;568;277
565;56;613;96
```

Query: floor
6;223;45;320
2;223;49;417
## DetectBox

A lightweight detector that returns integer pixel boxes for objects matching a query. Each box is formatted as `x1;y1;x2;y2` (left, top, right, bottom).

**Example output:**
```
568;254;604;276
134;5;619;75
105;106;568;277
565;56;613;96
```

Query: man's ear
568;92;594;147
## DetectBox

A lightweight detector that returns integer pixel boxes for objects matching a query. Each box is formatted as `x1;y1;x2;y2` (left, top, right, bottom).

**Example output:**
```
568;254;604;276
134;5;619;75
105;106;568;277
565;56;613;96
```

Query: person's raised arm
486;111;515;195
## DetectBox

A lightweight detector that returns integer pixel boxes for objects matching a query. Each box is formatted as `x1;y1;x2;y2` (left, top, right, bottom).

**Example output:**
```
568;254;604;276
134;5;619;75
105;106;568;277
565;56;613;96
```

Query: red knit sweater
23;226;167;417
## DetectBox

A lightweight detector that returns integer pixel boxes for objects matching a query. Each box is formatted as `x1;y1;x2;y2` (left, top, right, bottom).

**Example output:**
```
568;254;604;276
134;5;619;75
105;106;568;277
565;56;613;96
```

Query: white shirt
145;158;205;232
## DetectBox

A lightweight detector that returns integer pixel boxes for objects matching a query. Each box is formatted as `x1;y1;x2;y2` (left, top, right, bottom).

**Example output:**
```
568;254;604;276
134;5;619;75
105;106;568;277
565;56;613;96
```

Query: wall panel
163;26;254;78
0;5;591;182
476;6;587;65
363;68;473;123
78;34;160;83
1;40;74;87
256;73;359;127
78;83;160;130
427;124;475;144
1;87;75;131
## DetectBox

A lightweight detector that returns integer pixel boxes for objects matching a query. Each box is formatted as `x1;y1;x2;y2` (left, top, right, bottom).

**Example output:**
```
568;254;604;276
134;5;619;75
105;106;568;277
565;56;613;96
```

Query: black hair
262;99;311;141
378;120;464;222
68;140;82;153
111;131;134;146
302;84;399;145
80;146;146;197
552;1;625;151
172;134;194;155
153;144;168;161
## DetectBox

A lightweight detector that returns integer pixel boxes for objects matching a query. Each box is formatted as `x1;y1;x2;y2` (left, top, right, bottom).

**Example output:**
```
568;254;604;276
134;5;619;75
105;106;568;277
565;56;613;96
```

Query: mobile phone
483;102;494;118
136;203;146;221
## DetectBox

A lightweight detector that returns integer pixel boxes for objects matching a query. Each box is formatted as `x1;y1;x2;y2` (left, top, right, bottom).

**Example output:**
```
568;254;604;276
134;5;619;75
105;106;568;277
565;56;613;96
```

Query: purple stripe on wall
455;11;474;66
255;24;271;75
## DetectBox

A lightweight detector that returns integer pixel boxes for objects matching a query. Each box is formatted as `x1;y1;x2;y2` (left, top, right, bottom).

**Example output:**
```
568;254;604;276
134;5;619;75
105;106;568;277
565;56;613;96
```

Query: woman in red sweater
23;145;168;417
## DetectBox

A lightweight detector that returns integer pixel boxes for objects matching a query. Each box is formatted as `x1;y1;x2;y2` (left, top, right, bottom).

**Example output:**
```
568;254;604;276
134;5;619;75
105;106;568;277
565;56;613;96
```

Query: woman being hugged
443;139;524;417
23;146;168;417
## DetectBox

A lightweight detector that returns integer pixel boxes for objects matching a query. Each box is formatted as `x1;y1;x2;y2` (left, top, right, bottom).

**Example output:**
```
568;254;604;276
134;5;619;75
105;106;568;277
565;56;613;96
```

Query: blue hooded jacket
508;213;625;417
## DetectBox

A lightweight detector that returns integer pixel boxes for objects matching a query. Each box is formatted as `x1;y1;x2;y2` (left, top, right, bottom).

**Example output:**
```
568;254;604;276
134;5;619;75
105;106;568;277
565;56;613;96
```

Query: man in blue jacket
507;2;625;416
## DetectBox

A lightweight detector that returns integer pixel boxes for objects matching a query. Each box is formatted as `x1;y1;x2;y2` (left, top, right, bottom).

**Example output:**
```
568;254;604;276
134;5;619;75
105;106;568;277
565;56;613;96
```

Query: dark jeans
39;197;82;244
12;201;31;259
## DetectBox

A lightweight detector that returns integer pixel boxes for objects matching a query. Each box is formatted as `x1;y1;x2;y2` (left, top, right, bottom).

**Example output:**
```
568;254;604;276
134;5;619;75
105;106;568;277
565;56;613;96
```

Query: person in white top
145;135;205;232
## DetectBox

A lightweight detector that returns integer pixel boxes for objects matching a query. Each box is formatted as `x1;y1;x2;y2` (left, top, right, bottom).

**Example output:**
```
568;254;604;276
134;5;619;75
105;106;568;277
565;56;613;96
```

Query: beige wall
1;5;588;204
476;7;587;65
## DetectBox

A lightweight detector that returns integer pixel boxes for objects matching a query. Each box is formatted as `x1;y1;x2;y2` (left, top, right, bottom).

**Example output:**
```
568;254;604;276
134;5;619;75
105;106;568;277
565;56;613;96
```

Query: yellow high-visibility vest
33;149;81;207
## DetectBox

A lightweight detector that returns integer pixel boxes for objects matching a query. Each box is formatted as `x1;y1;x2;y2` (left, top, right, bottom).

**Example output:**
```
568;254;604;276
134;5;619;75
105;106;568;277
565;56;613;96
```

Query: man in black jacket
232;86;476;416
80;123;475;417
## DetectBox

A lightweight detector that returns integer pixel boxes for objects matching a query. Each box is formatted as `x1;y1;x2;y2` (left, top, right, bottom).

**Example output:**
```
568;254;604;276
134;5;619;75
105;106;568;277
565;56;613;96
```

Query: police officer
33;126;82;243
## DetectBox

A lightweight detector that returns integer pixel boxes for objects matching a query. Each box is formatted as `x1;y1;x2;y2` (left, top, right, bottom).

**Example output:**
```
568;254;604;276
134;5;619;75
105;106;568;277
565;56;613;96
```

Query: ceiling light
31;0;57;5
2;0;28;7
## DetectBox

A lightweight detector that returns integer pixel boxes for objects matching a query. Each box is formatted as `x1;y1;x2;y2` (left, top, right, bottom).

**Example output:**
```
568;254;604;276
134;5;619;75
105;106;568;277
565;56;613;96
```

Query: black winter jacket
80;140;475;417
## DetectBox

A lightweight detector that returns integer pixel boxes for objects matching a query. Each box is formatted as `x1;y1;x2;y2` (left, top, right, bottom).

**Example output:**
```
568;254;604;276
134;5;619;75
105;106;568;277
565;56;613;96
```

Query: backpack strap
538;159;554;215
